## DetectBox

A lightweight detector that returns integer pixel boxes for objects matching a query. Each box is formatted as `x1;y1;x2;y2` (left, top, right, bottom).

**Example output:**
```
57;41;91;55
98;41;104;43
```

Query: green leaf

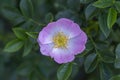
109;75;120;80
23;40;32;57
20;0;33;17
115;44;120;58
115;44;120;68
115;58;120;69
2;6;25;24
93;0;115;8
26;32;38;39
57;63;72;80
107;8;117;29
86;40;94;52
99;63;112;80
115;1;120;13
99;50;114;63
4;39;24;53
67;0;80;11
85;4;96;20
84;53;97;73
45;13;54;23
56;10;70;19
116;17;120;26
98;13;111;38
2;6;21;20
13;27;28;40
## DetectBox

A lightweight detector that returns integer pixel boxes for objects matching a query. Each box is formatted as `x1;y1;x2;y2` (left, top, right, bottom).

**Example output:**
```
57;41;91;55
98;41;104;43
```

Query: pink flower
37;18;87;64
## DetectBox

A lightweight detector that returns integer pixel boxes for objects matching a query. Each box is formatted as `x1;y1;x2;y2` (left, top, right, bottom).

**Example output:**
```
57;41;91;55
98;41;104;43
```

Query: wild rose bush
1;0;120;80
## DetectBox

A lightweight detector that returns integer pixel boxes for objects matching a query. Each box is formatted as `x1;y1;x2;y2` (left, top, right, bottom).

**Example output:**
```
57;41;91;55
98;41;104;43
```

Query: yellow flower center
53;32;68;48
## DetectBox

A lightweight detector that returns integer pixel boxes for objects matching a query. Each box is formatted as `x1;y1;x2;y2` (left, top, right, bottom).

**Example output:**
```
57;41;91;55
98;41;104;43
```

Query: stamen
53;32;68;48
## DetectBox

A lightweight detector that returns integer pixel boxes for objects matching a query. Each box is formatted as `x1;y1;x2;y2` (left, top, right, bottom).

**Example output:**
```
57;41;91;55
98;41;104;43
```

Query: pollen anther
53;32;68;48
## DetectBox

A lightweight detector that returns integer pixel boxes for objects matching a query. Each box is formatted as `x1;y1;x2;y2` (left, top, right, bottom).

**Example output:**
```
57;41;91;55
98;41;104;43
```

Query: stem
21;15;45;26
29;18;45;26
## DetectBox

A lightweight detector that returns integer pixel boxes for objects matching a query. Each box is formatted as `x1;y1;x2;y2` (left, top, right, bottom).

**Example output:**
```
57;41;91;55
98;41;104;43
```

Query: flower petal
68;31;87;55
50;48;75;64
56;18;82;38
37;22;59;44
40;43;54;56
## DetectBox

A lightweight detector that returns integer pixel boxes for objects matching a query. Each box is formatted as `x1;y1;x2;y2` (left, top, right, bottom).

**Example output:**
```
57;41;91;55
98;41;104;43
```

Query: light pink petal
56;18;82;38
40;43;54;56
50;48;75;64
37;22;59;44
68;31;87;55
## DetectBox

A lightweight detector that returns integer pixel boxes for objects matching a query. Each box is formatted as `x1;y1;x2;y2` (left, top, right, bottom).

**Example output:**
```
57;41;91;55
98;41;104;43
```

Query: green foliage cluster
0;0;120;80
